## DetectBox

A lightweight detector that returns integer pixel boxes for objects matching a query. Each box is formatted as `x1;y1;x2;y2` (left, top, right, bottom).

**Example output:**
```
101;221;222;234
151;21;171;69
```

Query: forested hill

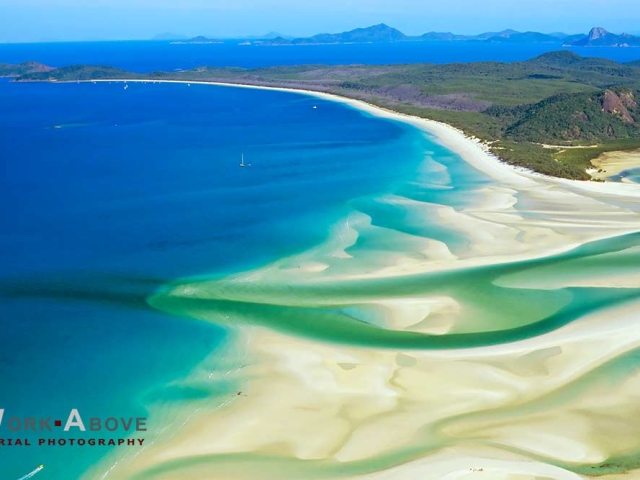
12;50;640;180
489;88;640;142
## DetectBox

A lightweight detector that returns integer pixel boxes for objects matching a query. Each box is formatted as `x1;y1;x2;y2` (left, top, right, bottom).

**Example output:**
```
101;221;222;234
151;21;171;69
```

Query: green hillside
500;89;640;142
19;65;135;81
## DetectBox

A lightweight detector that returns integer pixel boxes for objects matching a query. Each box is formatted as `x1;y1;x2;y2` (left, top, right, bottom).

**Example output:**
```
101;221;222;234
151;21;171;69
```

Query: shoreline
590;148;640;182
80;78;640;480
86;78;640;197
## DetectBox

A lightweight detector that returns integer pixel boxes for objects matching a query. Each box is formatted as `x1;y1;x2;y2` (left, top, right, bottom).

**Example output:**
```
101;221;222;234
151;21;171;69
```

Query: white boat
239;153;251;168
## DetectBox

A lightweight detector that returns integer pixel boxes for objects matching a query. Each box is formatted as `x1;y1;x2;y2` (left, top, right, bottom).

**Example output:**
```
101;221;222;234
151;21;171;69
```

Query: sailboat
239;153;252;168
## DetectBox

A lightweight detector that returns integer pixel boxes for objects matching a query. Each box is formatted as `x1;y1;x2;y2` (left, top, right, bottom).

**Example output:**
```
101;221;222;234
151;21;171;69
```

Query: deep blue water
0;78;428;478
0;41;639;72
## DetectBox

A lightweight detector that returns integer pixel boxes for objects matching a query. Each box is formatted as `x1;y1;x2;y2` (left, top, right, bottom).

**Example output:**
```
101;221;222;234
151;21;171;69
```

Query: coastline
87;78;640;274
86;78;640;197
79;78;640;480
590;148;640;182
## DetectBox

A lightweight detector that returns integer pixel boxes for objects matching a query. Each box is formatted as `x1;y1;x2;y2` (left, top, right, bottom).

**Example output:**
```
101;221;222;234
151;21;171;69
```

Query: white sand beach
83;79;640;480
590;148;640;181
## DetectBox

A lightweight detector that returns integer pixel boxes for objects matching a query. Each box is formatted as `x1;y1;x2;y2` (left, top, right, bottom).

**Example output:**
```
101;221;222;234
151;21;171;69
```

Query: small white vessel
124;84;128;90
239;153;252;168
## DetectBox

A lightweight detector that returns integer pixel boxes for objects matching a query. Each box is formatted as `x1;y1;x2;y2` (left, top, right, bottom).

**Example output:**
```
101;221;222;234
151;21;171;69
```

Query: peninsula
9;50;640;180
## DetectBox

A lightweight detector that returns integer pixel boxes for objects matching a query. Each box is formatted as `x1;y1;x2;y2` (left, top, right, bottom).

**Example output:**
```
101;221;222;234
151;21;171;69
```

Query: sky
1;0;640;43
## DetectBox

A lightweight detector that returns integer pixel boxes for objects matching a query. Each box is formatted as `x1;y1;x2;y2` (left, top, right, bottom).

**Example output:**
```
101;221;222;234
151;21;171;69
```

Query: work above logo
0;408;148;448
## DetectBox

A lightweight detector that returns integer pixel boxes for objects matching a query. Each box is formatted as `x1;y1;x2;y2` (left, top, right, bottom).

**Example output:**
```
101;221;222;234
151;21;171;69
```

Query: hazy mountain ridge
485;32;565;44
171;36;224;44
248;24;640;46
168;24;640;47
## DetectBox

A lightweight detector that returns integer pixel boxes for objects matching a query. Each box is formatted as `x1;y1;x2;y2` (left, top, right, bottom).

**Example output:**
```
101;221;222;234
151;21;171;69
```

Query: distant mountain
152;32;187;41
261;36;292;45
249;31;289;39
417;29;523;42
485;32;563;44
475;29;520;40
548;32;570;39
628;60;640;68
268;24;407;45
570;27;640;47
420;29;581;44
172;36;224;45
193;24;640;47
562;34;588;44
419;31;471;42
263;25;591;46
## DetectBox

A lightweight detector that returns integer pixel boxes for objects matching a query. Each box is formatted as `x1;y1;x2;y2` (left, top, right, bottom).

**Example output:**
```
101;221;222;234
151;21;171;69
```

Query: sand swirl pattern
86;86;640;480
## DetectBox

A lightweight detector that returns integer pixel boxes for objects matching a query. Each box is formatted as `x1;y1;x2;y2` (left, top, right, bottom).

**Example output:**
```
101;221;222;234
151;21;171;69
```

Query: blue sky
1;0;639;42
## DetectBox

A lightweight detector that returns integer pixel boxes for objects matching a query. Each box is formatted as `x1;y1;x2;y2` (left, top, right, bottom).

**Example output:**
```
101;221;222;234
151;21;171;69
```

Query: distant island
170;36;224;45
173;24;640;47
571;27;640;47
7;50;640;181
169;32;290;45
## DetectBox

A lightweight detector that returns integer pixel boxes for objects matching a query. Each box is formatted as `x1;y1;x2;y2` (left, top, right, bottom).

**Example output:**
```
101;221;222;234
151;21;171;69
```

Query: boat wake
16;465;43;480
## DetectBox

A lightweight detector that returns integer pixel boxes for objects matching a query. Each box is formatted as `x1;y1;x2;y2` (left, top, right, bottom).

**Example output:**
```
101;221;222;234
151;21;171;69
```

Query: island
251;24;640;47
170;36;224;45
571;27;640;47
157;24;640;47
10;50;640;180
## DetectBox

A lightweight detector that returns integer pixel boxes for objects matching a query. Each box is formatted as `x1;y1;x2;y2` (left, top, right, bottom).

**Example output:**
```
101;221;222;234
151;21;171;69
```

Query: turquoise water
611;167;640;183
0;79;434;478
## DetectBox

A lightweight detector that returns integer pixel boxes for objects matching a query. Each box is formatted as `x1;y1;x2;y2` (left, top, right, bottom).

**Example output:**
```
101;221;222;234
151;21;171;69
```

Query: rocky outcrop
602;90;635;124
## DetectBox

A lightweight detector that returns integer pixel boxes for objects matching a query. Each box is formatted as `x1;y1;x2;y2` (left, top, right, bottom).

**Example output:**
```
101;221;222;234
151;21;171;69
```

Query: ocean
0;41;639;72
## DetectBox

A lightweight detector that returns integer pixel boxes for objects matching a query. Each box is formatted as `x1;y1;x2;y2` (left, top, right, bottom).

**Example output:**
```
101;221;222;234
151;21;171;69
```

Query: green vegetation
15;50;640;180
497;89;640;142
19;65;135;81
0;61;53;77
554;138;640;171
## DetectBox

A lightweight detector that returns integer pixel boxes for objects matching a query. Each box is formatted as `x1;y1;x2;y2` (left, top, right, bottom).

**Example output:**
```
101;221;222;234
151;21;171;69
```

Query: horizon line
2;23;639;45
